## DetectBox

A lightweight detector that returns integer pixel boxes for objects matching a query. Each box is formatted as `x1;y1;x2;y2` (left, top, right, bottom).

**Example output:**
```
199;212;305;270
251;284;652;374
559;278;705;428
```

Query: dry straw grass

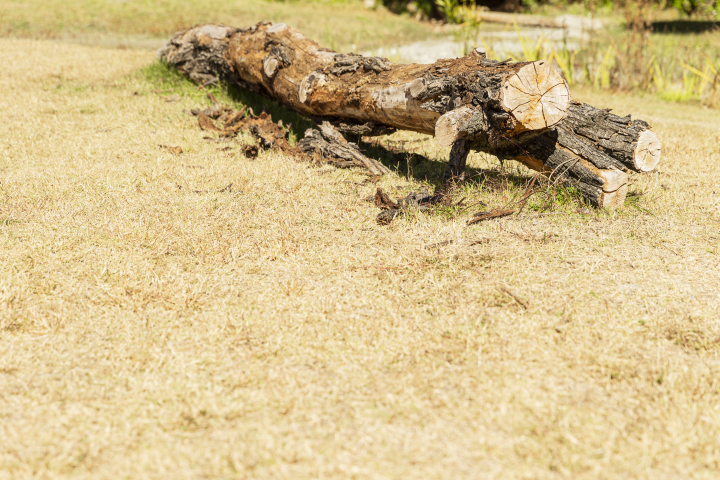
1;38;720;479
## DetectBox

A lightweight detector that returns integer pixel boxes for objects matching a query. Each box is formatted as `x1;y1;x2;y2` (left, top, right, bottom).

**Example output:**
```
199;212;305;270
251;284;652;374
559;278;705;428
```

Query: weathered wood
559;103;661;173
373;187;438;225
435;107;475;148
473;101;661;207
449;101;660;208
439;102;650;207
158;23;570;149
297;122;390;176
444;139;471;184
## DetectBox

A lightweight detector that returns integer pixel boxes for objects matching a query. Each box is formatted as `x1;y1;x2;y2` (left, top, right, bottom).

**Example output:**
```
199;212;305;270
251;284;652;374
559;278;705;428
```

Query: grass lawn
1;3;720;479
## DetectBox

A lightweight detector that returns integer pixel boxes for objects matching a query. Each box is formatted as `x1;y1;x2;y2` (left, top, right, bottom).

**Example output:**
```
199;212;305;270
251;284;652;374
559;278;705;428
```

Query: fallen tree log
158;22;661;209
159;23;570;148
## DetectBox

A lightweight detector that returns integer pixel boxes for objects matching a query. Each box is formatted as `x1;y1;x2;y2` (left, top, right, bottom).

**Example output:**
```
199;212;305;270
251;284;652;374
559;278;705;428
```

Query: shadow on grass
142;60;576;205
220;79;533;193
227;84;540;198
215;70;532;192
142;60;317;143
355;139;534;193
224;83;316;143
651;20;720;34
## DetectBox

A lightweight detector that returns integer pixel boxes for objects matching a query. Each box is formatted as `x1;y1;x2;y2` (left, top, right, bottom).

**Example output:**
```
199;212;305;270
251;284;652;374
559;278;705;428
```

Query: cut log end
502;61;570;133
435;107;475;148
263;57;279;78
600;183;628;209
598;168;628;209
634;129;661;172
598;168;627;193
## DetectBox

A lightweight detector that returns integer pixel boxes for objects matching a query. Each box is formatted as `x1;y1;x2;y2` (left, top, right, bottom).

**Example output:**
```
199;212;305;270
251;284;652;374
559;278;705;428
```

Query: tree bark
495;132;629;209
479;102;660;207
297;122;391;176
158;23;570;148
558;103;661;173
444;139;471;185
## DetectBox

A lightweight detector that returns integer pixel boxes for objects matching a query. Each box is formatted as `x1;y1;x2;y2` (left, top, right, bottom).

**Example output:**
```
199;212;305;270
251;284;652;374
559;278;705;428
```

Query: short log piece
490;127;631;209
560;102;661;173
479;102;661;208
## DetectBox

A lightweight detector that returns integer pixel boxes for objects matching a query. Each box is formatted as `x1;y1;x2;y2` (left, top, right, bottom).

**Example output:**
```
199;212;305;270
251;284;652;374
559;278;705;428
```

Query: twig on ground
499;286;529;309
469;238;490;245
516;173;540;215
467;209;515;225
159;145;183;155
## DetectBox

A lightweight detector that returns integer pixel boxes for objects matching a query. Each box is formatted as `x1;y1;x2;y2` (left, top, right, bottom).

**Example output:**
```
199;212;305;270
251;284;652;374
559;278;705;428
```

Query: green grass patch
141;61;315;143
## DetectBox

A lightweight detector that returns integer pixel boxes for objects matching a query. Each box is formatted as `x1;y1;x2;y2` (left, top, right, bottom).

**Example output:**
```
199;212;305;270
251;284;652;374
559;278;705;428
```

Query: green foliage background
378;0;720;20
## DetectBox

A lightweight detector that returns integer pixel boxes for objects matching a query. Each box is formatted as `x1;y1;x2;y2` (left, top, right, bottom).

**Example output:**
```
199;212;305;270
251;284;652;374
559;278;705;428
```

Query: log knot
264;39;292;66
409;76;457;102
298;72;327;104
262;39;293;78
410;75;473;117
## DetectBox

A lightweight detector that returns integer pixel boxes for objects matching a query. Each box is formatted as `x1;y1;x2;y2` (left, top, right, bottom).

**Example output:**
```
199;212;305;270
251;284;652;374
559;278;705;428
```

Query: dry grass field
0;0;450;52
1;23;720;480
